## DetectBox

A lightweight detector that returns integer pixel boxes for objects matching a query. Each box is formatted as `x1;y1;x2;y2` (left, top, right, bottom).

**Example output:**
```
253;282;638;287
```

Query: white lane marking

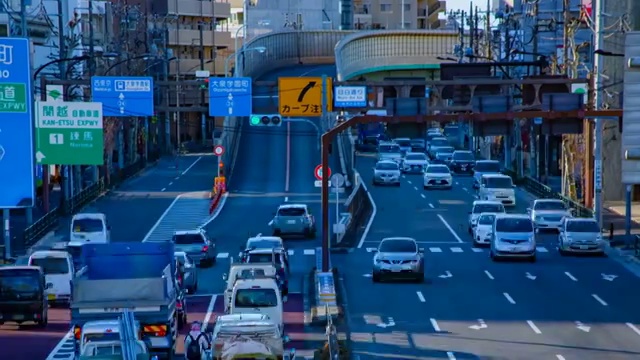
626;323;640;336
181;156;202;176
407;180;412;184
447;352;457;360
503;292;516;304
455;182;459;185
45;332;74;360
143;195;183;242
202;294;218;328
536;246;548;253
268;220;273;226
216;252;229;259
285;121;291;192
357;170;377;248
429;247;442;253
592;294;608;306
471;248;483;252
161;188;166;191
414;186;418;190
462;187;468;192
527;320;542;334
284;196;289;202
450;247;463;253
429;203;434;208
430;318;441;332
565;272;578;281
402;174;406;178
421;194;426;198
288;249;295;256
304;249;315;255
437;214;463;243
169;182;173;185
556;355;566;360
175;176;180;180
484;270;494;280
417;291;426;303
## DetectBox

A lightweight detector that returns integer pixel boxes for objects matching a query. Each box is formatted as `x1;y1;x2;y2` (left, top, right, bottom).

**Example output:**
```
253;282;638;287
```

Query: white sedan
472;213;498;246
423;165;453;189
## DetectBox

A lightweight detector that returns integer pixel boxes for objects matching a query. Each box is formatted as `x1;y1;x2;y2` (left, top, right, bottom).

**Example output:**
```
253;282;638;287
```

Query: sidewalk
603;201;640;240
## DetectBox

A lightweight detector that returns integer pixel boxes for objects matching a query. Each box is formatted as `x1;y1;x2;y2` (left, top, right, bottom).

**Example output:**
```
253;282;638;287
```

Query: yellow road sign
278;77;333;117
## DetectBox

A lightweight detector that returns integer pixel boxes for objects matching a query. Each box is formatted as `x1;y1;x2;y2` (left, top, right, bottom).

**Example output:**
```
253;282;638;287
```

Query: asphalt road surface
332;155;640;360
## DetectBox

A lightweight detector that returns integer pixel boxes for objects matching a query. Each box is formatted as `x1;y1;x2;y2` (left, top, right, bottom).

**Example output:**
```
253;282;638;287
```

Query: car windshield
534;201;566;211
478;214;496;225
566;221;600;232
496;218;533;232
363;136;378;145
439;146;454;153
234;288;278;307
376;162;398;170
436;152;452;159
405;154;427;161
247;239;280;250
473;204;505;213
411;139;425;145
444;126;459;137
83;332;121;345
30;257;69;275
247;253;283;266
430;139;448;147
0;271;41;301
379;239;417;253
427;166;449;174
453;152;473;161
72;218;103;233
277;207;306;216
395;139;411;146
172;234;203;244
485;177;513;189
475;162;500;172
379;144;401;153
426;133;440;140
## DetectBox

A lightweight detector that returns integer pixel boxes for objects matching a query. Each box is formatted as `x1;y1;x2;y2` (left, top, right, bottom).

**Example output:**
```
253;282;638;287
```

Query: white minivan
229;277;283;334
478;174;516;207
69;213;110;247
28;250;74;305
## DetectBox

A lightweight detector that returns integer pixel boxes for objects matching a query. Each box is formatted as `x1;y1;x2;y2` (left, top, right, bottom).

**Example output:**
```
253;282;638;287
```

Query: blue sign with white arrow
0;38;35;208
209;77;252;117
91;76;154;117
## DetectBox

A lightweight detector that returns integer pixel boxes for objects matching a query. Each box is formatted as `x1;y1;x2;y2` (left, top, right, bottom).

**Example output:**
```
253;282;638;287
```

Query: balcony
167;29;232;48
428;1;446;18
418;8;427;17
168;57;228;77
168;0;231;20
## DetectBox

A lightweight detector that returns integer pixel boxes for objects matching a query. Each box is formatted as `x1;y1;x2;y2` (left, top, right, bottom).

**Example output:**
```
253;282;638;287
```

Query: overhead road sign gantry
209;77;252;117
91;76;154;116
249;114;282;126
35;101;104;165
278;77;333;117
334;86;367;107
0;38;35;208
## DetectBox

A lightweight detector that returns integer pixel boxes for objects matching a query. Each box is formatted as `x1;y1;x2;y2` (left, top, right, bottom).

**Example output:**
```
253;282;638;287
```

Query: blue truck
70;242;178;359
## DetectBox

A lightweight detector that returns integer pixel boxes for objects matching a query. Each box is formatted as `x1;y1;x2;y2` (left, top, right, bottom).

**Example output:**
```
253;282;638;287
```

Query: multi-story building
354;0;446;30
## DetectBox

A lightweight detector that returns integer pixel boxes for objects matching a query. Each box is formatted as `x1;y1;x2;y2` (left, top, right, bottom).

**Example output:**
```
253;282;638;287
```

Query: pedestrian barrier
208;185;224;215
312;271;340;321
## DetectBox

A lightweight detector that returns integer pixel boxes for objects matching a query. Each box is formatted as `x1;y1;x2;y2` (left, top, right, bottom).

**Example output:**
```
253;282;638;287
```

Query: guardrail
21;160;148;253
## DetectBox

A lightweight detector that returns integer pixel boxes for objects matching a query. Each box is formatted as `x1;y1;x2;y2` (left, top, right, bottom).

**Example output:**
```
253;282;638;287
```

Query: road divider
335;170;374;249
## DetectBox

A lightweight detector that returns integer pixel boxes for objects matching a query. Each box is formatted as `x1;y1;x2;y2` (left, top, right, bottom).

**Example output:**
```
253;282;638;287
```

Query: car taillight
74;326;81;340
176;301;183;310
202;245;209;252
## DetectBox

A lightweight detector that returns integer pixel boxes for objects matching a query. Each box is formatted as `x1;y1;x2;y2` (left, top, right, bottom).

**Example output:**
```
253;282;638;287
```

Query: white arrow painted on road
35;151;46;163
362;273;372;278
376;317;395;328
438;271;453;279
575;321;591;332
469;319;487;330
366;248;377;253
601;273;618;281
526;272;536;280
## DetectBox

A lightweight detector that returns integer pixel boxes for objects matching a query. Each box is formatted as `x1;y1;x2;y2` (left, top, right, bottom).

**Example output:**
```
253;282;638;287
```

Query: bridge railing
334;30;460;81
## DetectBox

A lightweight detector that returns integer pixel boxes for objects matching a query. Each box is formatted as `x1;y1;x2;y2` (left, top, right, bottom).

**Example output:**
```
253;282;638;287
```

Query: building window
403;22;411;28
380;4;392;12
404;4;410;11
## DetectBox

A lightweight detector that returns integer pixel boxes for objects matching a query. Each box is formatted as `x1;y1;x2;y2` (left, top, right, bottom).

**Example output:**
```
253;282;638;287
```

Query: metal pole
89;0;95;75
401;0;405;29
176;83;181;153
243;0;248;41
163;27;171;153
199;23;206;145
593;1;604;227
19;0;26;36
626;184;632;239
40;77;50;213
3;211;9;259
321;75;329;272
334;185;339;245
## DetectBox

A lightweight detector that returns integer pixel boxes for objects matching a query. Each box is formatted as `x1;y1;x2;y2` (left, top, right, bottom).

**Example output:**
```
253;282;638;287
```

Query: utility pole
19;0;27;36
592;0;605;227
530;0;539;180
199;22;206;145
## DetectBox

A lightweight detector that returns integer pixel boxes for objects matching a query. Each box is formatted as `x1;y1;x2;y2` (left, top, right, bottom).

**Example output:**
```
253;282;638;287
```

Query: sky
445;0;490;13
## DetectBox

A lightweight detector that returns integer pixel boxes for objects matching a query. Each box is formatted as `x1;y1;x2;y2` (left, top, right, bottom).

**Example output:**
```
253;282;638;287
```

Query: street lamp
104;54;158;75
34;56;91;79
224;46;266;78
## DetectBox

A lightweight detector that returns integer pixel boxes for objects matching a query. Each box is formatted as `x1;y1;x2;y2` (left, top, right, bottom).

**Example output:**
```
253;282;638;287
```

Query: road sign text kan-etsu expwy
0;38;35;208
209;77;252;117
36;101;104;165
91;76;154;117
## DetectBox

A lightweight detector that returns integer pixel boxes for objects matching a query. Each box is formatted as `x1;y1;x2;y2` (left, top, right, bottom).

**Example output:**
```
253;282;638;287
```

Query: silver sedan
372;237;424;282
558;218;606;256
372;160;401;186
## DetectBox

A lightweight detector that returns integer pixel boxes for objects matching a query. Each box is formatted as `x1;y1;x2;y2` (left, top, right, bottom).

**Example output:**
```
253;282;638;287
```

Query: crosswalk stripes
366;246;553;254
216;248;318;259
143;196;211;242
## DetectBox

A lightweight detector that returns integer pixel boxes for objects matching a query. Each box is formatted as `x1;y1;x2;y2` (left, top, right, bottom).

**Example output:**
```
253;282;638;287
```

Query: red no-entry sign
314;164;331;180
213;145;225;156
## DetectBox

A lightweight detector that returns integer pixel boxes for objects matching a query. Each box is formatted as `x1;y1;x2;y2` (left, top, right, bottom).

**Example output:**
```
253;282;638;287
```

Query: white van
28;250;74;305
76;319;141;355
229;277;283;333
223;263;278;310
478;174;516;207
69;213;111;246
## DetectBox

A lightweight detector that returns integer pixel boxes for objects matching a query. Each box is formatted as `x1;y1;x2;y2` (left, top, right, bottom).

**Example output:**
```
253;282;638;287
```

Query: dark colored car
449;150;475;174
0;266;48;327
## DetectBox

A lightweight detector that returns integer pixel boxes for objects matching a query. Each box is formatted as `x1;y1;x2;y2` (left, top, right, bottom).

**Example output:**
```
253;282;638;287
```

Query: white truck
211;314;292;360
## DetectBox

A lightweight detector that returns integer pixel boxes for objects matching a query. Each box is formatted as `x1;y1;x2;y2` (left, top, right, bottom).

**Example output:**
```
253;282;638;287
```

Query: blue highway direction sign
0;38;35;208
334;86;367;107
92;76;154;116
209;77;252;116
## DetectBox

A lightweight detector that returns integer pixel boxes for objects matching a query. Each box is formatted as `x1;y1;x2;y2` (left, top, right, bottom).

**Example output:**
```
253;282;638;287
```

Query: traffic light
199;78;209;90
249;114;282;126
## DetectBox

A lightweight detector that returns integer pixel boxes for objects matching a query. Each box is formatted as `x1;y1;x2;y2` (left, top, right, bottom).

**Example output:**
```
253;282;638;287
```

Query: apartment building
354;0;446;30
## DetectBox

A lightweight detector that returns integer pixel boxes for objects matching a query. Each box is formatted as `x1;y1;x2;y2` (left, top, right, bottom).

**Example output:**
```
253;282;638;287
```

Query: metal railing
516;175;593;218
